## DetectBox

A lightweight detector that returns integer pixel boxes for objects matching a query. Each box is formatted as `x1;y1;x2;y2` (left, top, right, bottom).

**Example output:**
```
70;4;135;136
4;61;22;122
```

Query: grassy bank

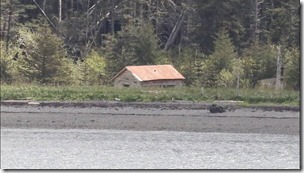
0;84;300;106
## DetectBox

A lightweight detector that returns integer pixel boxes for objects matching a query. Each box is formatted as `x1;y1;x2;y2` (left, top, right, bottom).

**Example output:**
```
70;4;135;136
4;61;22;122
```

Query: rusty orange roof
113;65;185;81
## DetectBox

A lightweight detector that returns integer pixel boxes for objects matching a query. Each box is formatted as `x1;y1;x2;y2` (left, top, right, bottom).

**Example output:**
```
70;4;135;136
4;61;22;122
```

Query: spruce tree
284;47;300;90
211;28;237;71
104;20;160;78
241;41;277;87
18;23;68;84
201;28;237;87
73;50;107;85
0;42;12;83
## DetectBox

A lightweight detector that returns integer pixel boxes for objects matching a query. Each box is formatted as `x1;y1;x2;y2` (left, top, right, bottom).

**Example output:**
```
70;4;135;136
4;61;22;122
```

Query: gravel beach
1;102;300;135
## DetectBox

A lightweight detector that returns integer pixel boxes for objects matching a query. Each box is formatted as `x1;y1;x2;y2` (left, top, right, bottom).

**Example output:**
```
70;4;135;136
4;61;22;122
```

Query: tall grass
0;84;300;106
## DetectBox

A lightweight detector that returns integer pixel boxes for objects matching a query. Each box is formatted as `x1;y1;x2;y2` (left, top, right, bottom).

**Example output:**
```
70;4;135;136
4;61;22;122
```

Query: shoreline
1;105;300;135
0;100;300;112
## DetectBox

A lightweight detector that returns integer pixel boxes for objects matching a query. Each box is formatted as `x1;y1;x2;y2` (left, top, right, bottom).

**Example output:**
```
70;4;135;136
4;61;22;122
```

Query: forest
0;0;301;90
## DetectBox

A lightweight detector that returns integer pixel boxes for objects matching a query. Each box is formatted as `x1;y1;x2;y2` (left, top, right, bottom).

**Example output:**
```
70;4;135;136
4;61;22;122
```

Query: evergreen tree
241;41;277;87
194;1;248;54
104;20;160;78
0;42;12;83
266;0;300;47
284;47;300;90
17;22;69;84
0;0;300;87
0;0;36;49
200;58;218;87
173;46;205;86
211;28;237;71
201;28;237;87
72;50;107;85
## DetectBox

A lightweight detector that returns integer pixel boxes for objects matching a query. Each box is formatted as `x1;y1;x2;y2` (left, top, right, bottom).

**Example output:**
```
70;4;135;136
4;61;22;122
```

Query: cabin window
163;85;175;88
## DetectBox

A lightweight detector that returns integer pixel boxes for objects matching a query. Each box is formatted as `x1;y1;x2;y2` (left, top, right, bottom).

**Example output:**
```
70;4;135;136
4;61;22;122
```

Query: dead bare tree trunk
5;0;12;53
71;0;74;9
1;22;6;38
32;0;62;36
92;4;119;44
42;0;46;10
236;71;240;96
110;0;115;35
275;45;282;91
163;12;185;51
254;0;260;39
59;0;62;22
251;0;263;41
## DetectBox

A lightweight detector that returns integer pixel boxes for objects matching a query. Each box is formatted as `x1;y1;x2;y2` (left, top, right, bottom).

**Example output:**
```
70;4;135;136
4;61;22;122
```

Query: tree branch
163;11;185;51
32;0;63;37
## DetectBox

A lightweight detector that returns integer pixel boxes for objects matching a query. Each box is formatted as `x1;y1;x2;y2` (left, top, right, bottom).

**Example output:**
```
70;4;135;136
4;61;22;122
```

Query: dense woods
0;0;300;90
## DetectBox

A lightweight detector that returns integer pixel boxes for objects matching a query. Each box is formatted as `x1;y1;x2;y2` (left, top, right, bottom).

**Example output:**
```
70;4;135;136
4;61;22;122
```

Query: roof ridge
126;64;173;67
112;64;185;82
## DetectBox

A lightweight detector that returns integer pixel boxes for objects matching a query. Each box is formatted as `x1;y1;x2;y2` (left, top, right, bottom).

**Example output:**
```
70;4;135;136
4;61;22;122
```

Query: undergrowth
0;84;299;106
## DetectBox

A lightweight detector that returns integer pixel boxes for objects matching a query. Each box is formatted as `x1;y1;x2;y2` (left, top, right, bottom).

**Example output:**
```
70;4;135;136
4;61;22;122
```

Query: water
1;128;299;169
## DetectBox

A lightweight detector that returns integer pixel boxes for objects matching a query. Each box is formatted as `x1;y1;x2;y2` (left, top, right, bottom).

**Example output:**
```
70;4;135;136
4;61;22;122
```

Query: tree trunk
251;0;263;41
5;0;12;53
1;21;6;38
110;0;115;35
275;45;282;90
236;72;240;96
42;0;46;10
164;12;185;51
59;0;62;22
254;0;259;39
32;0;61;36
71;0;74;10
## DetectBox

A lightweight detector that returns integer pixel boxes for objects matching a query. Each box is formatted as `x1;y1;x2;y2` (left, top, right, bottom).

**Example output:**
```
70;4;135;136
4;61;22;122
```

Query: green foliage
211;28;237;71
266;1;300;47
0;0;300;89
217;68;235;88
194;1;248;53
200;58;218;87
154;51;172;65
104;20;160;78
0;49;12;83
0;84;299;106
201;28;237;87
0;41;23;83
173;46;205;86
241;42;277;87
17;23;69;84
72;50;107;85
284;47;300;90
214;58;247;88
0;0;36;39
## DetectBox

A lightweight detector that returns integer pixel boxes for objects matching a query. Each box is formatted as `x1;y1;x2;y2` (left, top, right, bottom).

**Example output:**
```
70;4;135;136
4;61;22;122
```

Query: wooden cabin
112;65;185;88
258;77;285;89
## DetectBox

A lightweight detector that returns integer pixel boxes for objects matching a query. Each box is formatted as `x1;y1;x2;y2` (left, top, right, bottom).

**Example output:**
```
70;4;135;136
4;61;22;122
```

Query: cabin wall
113;70;184;88
258;78;285;89
113;70;141;88
141;80;184;87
